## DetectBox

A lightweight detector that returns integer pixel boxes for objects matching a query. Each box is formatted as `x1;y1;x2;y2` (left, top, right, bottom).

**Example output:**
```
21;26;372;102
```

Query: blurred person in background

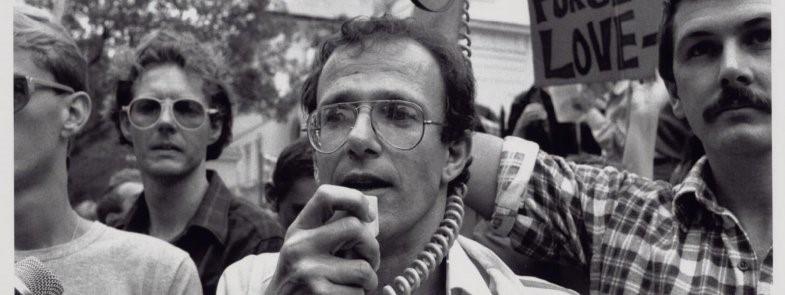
265;137;317;229
97;168;143;225
474;103;502;136
506;86;603;159
73;199;98;221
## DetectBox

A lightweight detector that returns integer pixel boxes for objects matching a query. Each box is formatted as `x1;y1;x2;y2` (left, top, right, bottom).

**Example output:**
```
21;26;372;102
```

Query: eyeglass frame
14;74;76;113
121;96;219;130
304;99;446;154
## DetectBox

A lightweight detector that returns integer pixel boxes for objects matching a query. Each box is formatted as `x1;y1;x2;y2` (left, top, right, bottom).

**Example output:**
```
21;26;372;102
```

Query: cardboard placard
528;0;663;86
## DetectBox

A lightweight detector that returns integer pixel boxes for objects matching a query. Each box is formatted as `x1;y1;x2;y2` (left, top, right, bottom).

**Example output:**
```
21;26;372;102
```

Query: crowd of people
13;0;771;294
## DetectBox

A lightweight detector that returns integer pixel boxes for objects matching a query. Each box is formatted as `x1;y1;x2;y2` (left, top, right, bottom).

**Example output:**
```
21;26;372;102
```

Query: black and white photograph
8;0;781;294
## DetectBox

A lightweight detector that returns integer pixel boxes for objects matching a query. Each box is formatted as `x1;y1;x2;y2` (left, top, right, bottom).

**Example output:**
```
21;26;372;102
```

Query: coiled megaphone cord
381;182;467;295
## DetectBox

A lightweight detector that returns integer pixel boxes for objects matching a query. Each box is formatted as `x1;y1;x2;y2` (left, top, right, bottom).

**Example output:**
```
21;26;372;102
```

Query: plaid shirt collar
672;156;736;228
122;170;232;245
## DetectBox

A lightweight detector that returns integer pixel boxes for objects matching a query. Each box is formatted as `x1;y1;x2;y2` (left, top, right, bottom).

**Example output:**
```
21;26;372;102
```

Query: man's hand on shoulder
265;185;379;295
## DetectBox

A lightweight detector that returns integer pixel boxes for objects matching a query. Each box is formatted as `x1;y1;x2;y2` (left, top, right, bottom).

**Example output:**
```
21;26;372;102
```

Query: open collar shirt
216;236;576;294
116;170;284;295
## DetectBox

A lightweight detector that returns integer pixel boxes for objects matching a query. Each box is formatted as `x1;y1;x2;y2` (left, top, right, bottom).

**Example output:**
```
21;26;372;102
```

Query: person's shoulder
227;197;283;240
456;237;578;294
517;275;580;295
218;252;279;294
585;164;677;212
95;223;201;293
224;252;279;276
98;222;192;264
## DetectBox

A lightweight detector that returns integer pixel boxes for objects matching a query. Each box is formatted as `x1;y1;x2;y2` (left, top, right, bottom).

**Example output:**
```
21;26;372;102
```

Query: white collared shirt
217;236;575;295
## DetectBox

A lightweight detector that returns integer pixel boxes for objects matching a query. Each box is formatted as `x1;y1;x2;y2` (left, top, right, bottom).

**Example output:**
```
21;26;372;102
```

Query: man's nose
719;42;752;88
157;101;177;130
345;110;381;157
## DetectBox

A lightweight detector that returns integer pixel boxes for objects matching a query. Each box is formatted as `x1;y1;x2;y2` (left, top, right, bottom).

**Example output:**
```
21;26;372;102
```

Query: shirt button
738;261;751;271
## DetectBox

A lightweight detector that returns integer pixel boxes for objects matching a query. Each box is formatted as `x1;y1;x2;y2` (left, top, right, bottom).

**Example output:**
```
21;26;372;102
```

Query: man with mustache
465;0;771;293
217;17;575;294
108;29;283;295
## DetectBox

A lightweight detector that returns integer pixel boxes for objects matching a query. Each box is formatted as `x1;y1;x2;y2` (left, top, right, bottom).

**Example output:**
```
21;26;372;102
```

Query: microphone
14;257;63;295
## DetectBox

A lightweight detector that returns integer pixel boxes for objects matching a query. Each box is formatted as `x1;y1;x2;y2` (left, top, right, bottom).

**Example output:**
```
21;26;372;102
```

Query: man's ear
208;116;223;144
60;91;92;139
312;156;321;185
442;133;472;185
664;79;685;119
119;109;132;142
670;96;685;119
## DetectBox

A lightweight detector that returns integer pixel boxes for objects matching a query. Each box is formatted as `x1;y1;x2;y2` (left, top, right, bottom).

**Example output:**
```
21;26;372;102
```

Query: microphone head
15;257;63;295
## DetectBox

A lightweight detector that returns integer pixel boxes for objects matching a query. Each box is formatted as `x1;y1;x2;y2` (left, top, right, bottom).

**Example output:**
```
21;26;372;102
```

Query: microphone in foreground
14;256;63;295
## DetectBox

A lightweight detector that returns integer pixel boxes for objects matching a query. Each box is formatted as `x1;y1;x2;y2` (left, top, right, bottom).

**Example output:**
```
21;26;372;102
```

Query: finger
293;185;374;230
305;215;381;270
285;256;378;294
322;257;379;291
283;277;367;295
332;220;381;271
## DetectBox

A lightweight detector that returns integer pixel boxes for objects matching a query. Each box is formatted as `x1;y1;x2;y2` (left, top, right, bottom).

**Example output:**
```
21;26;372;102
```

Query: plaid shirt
489;137;772;294
116;170;284;295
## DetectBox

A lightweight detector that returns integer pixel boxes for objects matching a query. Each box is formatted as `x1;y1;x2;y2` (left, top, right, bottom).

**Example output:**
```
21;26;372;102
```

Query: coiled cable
458;0;472;60
385;2;473;294
381;182;467;295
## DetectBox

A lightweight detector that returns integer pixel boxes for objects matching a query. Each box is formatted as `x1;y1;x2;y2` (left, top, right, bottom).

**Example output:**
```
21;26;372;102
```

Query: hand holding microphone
266;185;380;295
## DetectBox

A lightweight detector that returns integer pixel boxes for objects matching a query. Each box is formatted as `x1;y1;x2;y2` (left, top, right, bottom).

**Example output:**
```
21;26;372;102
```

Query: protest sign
528;0;663;86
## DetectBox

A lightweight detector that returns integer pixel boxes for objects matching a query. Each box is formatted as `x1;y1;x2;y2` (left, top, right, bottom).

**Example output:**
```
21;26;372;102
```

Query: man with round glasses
218;17;573;295
108;29;283;295
14;3;201;294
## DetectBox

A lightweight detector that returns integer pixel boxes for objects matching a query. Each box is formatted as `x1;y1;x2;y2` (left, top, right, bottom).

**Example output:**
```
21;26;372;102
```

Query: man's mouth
706;99;769;122
339;174;393;192
717;100;757;113
150;143;182;152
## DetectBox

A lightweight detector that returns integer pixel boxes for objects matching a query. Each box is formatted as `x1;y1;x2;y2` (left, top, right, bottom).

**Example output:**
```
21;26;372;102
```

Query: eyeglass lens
309;101;425;153
128;98;209;129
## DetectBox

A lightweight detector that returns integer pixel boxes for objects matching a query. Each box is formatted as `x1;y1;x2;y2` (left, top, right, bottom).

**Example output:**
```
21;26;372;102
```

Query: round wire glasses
122;97;218;130
306;100;444;154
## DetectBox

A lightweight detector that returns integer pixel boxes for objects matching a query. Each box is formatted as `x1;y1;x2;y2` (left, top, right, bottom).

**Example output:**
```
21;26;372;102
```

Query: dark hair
509;87;600;157
301;17;476;190
668;134;705;184
109;30;233;161
96;193;124;224
658;0;684;98
506;86;540;136
266;137;314;210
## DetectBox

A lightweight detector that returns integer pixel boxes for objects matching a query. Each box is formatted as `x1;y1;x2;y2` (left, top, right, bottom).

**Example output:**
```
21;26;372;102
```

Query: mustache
702;86;770;123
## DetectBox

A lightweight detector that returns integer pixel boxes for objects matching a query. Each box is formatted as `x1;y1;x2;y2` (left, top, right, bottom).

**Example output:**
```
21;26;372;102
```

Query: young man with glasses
217;17;574;295
108;29;283;295
14;4;201;293
463;0;772;293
